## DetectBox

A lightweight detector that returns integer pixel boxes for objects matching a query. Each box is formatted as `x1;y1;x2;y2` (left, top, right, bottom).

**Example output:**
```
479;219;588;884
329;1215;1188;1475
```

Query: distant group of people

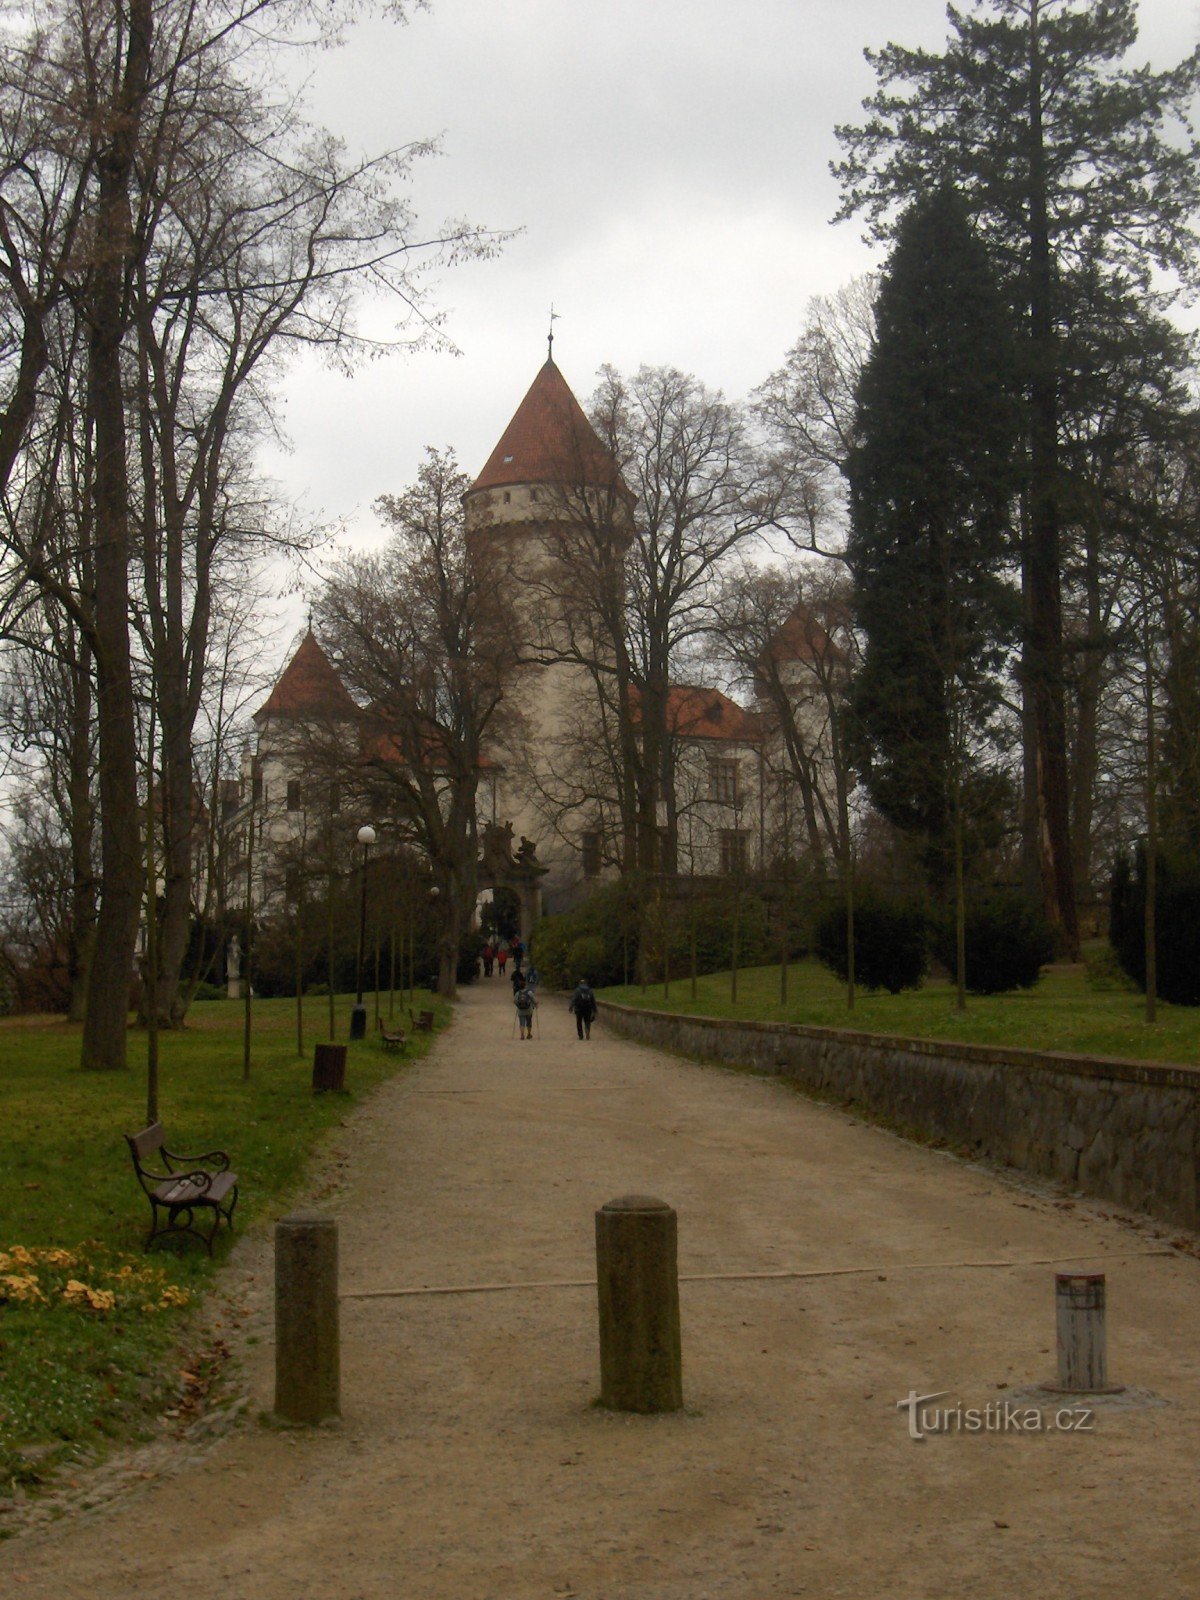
481;934;525;978
481;933;595;1043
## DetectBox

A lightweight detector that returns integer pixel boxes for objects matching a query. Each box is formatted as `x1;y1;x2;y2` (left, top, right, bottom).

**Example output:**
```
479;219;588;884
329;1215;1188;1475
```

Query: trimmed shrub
1084;943;1138;994
932;891;1054;994
1110;847;1200;1006
566;934;607;986
531;878;772;991
531;879;641;991
189;981;227;1002
814;894;928;994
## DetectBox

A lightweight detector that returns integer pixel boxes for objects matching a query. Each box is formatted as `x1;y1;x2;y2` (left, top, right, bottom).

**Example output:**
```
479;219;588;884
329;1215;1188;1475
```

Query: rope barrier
340;1247;1179;1301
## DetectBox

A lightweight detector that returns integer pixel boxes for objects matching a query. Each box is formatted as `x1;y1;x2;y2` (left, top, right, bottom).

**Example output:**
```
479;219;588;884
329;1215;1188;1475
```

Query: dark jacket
570;982;596;1018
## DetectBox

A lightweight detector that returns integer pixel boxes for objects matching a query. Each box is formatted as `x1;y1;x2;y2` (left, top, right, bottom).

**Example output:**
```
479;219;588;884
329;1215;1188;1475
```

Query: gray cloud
257;0;1198;565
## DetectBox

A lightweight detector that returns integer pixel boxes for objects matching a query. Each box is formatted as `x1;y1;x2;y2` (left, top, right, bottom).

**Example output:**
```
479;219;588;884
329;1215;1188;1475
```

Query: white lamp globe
357;825;377;847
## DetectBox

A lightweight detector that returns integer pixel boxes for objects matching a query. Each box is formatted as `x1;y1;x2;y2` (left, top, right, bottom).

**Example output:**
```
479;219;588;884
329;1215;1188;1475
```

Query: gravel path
4;979;1200;1599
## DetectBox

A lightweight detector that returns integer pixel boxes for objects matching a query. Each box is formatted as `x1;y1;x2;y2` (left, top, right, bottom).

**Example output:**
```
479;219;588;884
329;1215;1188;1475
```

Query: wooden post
1045;1272;1123;1394
595;1194;683;1413
274;1212;340;1423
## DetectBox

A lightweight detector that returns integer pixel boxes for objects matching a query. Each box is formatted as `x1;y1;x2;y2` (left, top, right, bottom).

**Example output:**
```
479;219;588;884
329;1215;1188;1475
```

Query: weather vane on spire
548;302;560;362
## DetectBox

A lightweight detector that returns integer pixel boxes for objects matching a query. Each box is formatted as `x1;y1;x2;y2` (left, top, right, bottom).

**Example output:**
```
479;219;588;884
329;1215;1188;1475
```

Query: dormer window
503;453;514;463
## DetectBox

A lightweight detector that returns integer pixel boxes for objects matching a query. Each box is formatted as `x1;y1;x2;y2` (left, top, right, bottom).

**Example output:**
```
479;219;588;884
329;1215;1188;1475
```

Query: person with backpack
569;978;597;1040
514;981;537;1040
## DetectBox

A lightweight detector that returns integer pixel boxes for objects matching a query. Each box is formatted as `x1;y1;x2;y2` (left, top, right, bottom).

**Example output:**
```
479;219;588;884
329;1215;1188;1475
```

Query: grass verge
601;953;1200;1066
0;990;448;1509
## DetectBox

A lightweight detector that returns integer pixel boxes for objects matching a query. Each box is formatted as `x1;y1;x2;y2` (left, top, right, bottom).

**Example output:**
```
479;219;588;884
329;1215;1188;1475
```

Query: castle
235;357;832;936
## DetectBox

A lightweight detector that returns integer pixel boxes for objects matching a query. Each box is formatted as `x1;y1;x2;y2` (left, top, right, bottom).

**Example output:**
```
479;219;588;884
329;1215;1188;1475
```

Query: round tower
464;357;634;910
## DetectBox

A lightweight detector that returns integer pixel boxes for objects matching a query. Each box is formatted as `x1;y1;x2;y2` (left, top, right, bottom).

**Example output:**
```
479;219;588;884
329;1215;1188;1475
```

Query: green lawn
0;990;446;1508
601;954;1200;1067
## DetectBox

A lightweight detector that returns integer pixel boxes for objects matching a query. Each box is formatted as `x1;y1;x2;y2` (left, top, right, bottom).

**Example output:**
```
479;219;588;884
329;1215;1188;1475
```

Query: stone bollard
274;1212;340;1423
1045;1272;1124;1395
595;1195;683;1413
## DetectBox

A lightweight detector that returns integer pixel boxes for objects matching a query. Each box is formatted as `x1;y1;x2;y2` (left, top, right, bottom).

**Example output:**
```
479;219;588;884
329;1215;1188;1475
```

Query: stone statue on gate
481;819;516;873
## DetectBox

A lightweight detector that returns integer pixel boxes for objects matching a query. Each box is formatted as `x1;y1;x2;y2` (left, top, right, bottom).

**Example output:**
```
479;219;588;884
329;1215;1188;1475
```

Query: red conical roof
470;359;623;494
254;632;358;725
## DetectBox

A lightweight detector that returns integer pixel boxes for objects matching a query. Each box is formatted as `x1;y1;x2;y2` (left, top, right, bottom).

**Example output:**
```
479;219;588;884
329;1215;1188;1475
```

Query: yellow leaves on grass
1;1272;46;1304
0;1245;190;1316
62;1279;117;1313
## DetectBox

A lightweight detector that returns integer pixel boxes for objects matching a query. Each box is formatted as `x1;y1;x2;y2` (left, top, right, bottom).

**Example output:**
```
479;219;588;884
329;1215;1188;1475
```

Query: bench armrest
163;1147;230;1173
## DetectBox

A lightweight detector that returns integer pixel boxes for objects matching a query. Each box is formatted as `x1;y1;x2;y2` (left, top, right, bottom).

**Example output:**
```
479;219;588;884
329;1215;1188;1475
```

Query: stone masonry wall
601;1002;1200;1229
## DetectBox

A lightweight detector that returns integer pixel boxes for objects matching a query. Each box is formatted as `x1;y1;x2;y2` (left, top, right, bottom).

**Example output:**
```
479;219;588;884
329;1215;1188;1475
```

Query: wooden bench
124;1123;238;1255
409;1007;435;1033
377;1016;407;1052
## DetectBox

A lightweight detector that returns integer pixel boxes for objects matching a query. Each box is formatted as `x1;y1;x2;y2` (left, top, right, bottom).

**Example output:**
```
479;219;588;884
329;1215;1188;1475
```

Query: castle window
709;759;738;805
286;780;302;812
719;829;748;876
530;488;539;502
581;831;602;878
503;491;511;504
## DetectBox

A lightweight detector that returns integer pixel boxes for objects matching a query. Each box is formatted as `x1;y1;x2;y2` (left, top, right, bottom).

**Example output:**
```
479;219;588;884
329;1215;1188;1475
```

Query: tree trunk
153;710;194;1025
1068;521;1105;905
80;0;155;1070
1024;0;1079;958
66;638;97;1023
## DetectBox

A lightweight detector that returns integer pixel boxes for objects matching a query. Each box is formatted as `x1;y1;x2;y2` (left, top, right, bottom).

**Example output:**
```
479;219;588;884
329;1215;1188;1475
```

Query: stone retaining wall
601;1001;1200;1229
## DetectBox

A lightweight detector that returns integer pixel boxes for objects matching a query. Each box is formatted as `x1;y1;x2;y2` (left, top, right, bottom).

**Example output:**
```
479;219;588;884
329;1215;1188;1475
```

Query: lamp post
350;824;376;1040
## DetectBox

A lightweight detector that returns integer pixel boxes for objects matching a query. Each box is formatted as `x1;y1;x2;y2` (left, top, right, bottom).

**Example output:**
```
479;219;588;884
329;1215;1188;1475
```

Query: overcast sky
257;0;1200;621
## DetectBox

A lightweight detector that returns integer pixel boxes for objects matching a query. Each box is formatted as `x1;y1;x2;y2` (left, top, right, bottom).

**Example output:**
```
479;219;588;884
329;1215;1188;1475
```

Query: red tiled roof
629;683;762;743
469;359;626;495
761;602;848;667
361;704;500;773
254;632;358;725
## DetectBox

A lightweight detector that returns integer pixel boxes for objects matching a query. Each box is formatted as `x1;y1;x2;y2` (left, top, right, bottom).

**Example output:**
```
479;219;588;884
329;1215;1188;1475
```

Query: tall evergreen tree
847;187;1020;892
834;0;1200;957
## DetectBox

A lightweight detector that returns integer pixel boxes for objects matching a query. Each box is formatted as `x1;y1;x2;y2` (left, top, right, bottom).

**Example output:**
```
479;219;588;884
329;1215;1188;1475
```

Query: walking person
514;980;537;1041
569;977;597;1040
497;941;508;977
510;963;525;997
483;941;494;978
526;963;539;994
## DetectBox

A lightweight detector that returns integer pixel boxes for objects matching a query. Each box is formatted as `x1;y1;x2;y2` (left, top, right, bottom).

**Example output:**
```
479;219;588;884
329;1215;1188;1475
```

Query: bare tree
316;449;512;995
711;562;855;866
522;364;785;876
0;0;502;1064
754;276;877;556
